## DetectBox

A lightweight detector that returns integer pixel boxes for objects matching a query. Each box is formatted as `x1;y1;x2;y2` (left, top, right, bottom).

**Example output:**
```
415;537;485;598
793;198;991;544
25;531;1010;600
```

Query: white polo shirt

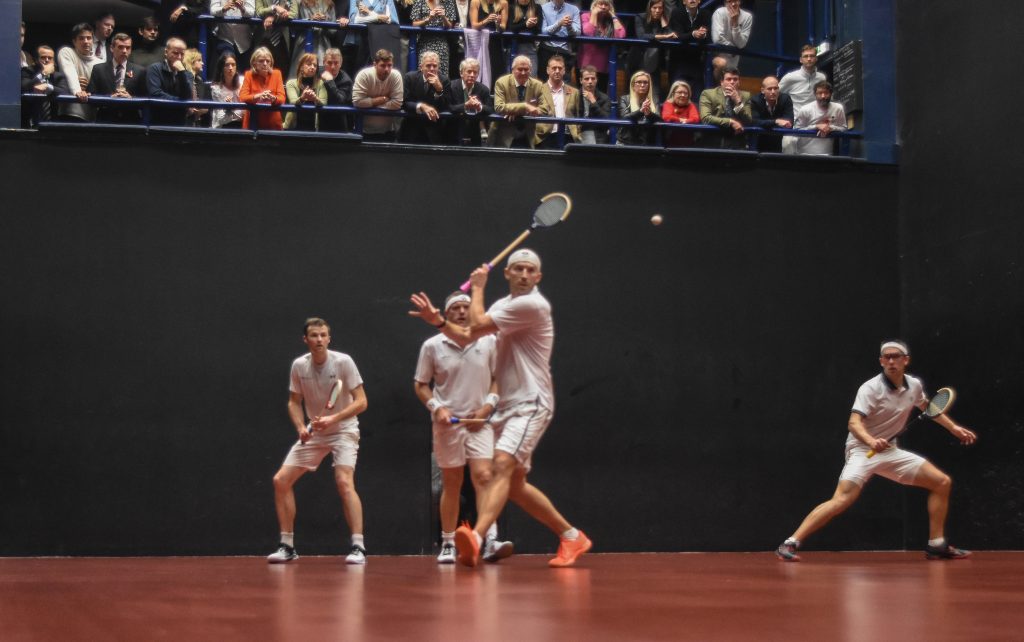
488;287;554;410
845;372;927;451
290;350;364;434
414;334;496;417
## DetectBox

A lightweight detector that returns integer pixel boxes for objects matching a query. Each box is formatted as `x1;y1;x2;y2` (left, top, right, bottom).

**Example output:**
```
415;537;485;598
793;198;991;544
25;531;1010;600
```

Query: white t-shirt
414;334;497;417
289;350;364;434
488;287;554;410
845;372;927;451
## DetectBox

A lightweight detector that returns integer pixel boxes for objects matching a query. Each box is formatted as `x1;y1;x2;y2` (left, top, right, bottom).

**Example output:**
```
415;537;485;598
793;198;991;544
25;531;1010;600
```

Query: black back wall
3;134;913;555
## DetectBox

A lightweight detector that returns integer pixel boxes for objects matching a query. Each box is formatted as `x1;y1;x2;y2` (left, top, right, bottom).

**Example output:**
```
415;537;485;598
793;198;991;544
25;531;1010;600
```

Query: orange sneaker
454;522;480;567
548;531;592;567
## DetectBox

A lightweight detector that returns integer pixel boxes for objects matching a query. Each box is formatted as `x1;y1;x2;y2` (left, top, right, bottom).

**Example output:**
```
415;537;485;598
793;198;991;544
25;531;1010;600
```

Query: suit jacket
668;7;711;62
401;70;452;144
321;70;353;132
488;74;552;149
535;83;583;144
448;79;493;145
87;59;149;123
21;66;70;125
699;86;751;149
749;92;794;153
579;86;611;143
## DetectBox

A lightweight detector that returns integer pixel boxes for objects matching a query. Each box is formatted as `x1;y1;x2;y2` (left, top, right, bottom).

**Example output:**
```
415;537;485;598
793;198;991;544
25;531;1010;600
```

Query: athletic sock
352;534;365;549
486;522;498;542
561;527;579;541
784;537;800;548
928;537;946;548
473;531;483;547
281;532;295;547
441;531;455;545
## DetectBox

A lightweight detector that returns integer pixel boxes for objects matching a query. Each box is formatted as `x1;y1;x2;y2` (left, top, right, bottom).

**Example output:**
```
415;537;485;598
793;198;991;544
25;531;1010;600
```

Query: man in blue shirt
539;0;581;81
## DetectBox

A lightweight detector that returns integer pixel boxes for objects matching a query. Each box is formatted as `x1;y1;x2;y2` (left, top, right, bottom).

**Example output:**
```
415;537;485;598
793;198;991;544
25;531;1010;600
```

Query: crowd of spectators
19;2;851;155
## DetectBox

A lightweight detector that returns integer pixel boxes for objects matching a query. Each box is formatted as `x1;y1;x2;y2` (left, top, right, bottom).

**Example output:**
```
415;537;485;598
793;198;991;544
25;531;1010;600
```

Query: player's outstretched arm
933;414;977;446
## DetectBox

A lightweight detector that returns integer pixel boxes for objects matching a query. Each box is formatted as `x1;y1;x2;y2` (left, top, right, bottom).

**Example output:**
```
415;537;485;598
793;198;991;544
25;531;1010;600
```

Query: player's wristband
426;398;441;413
484;393;500;407
434;317;446;328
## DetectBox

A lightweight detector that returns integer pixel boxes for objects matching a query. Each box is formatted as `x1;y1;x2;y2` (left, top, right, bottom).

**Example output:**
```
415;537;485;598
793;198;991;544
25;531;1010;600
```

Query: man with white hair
488;55;553;149
776;339;977;562
414;291;513;564
410;248;592;568
448;58;492;146
401;51;451;144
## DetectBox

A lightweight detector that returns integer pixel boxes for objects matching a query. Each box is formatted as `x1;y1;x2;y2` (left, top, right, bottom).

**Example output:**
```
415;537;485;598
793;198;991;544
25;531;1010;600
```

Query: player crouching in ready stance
777;340;977;562
410;249;592;568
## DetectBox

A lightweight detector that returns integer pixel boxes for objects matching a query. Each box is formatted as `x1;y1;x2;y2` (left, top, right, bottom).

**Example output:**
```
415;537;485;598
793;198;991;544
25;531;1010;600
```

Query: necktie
517;84;526;102
96;41;102;57
116;64;125;88
724;92;735;118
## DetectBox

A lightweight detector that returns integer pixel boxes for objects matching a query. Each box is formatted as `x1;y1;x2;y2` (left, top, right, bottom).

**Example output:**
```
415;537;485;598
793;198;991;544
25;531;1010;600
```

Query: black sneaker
776;540;801;562
346;545;367;565
267;543;298;564
925;543;971;560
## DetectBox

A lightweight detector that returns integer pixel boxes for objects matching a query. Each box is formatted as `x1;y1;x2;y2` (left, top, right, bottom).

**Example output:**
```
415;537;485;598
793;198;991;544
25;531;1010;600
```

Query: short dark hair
800;44;816;55
814;80;833;93
304;317;331;335
71;23;94;39
548;54;565;67
141;16;160;30
723;66;740;77
374;49;393;63
94;11;115;22
112;32;132;45
580;65;598;76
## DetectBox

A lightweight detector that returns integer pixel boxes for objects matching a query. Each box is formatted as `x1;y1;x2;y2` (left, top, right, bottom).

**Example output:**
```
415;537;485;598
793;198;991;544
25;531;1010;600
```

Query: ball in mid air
650;214;663;226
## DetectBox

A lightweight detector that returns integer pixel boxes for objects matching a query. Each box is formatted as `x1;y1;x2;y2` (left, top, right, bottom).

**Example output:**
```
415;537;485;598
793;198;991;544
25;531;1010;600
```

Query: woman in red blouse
239;46;286;130
661;79;698;148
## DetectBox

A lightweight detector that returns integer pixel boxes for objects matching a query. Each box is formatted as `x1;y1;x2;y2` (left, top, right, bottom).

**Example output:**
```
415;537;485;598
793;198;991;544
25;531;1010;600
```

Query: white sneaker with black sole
482;538;514;563
437;542;456;564
267;544;298;563
346;545;367;565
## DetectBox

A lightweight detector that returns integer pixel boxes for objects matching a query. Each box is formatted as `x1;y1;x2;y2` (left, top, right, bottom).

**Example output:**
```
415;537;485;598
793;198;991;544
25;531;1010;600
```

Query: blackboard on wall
832;39;863;113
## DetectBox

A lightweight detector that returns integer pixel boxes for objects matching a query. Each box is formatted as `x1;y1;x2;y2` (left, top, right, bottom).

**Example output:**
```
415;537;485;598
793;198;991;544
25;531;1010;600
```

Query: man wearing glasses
776;340;977;562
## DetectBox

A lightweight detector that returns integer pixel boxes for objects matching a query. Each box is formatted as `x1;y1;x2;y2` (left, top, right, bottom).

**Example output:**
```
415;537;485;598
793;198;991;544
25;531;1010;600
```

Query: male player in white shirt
415;292;514;564
410;249;592;568
776;339;977;562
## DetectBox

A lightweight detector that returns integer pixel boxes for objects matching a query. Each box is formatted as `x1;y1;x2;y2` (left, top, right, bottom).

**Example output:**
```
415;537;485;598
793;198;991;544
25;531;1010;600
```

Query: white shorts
839;444;927;487
489;401;553;473
433;421;495;468
283;428;359;470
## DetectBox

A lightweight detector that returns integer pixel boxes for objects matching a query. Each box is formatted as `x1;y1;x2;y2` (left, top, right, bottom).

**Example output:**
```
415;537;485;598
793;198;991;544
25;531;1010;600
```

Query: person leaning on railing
617;69;660;146
146;37;196;126
577;65;611;144
660;79;698;148
239;46;286;129
410;0;460;76
210;53;246;128
286;52;328;130
579;0;625;91
319;47;354;133
21;45;69;126
183;48;211;126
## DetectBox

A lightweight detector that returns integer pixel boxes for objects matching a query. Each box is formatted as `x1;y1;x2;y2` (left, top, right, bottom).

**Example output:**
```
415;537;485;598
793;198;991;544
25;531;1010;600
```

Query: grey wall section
2;133;911;555
895;1;1024;549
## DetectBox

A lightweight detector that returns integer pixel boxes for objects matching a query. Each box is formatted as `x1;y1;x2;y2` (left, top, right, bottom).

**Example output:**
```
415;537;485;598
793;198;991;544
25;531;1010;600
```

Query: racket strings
925;388;953;417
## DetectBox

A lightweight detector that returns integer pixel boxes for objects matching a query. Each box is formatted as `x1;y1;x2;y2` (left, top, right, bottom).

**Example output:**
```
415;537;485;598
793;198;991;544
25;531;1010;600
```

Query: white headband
507;248;541;269
445;293;471;312
880;341;909;356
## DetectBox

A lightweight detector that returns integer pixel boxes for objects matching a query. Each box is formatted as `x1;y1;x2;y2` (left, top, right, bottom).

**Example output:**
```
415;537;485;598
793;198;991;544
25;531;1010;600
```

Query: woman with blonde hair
661;79;698;147
507;0;540;74
239;46;286;129
285;52;328;130
470;0;508;78
580;0;624;90
617;69;660;146
183;48;210;126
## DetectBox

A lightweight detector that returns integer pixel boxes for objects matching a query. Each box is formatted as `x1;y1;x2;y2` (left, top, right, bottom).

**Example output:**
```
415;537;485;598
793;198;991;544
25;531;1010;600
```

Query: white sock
281;532;294;547
928;537;946;548
351;534;365;549
441;531;455;545
785;537;800;548
486;522;498;542
561;527;579;541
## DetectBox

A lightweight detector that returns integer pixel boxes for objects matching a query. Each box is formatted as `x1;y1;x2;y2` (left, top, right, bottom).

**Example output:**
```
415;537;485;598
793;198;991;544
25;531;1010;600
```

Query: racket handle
459;263;493;293
450;417;488;424
865;449;877;459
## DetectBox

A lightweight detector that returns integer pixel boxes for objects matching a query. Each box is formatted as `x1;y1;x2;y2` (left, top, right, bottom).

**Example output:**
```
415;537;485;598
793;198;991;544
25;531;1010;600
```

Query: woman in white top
210;53;246;128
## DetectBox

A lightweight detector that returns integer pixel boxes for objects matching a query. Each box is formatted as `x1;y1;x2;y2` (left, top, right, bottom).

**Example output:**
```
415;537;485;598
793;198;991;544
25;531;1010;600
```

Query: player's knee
493;454;517;477
335;472;356;496
272;471;292;493
472;467;493;487
935;473;952;494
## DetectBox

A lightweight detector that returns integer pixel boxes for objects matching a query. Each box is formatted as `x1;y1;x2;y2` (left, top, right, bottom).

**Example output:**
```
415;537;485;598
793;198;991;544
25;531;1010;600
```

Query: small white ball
651;214;663;226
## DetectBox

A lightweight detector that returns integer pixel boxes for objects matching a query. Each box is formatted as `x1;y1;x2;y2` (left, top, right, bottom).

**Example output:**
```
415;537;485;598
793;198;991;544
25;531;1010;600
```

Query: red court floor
2;552;1022;641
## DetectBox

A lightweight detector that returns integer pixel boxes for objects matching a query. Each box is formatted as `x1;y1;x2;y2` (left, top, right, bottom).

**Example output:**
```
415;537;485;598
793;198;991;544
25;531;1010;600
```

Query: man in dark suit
87;33;149;124
146;37;194;126
447;57;492;146
401;51;452;144
578;65;611;144
668;0;711;96
749;75;794;153
21;45;70;126
320;47;354;133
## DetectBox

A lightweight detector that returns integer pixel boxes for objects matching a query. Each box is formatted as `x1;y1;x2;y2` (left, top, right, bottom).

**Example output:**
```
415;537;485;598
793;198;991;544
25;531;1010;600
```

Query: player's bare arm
414;380;452;424
848;411;888;452
931;413;977;445
288;391;311;442
311;385;367;431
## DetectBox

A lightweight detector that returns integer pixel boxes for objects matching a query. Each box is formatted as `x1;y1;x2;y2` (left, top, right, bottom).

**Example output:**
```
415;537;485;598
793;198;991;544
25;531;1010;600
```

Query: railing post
608;42;618;104
199;20;208;74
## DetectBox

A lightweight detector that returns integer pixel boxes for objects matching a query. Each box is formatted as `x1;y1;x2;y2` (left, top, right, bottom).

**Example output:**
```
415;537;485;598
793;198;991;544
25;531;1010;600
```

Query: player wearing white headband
414;291;514;564
410;248;592;568
776;339;977;562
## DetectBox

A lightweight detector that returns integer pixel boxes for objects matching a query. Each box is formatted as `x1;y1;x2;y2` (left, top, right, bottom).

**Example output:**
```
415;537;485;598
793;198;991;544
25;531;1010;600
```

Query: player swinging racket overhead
268;318;370;565
414;292;514;564
776;340;977;562
410;249;593;568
